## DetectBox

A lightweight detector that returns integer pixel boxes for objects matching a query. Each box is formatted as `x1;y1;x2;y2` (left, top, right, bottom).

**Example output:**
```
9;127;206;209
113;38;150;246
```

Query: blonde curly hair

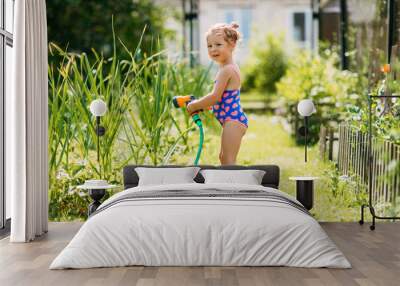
206;22;241;45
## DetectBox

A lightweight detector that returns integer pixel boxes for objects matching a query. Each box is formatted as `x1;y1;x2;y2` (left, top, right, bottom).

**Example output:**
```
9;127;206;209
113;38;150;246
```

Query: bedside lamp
89;99;107;164
297;99;316;162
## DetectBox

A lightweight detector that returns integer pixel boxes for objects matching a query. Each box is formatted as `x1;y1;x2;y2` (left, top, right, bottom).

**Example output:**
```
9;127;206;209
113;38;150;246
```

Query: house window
223;7;252;42
290;10;312;48
293;12;306;42
1;0;14;232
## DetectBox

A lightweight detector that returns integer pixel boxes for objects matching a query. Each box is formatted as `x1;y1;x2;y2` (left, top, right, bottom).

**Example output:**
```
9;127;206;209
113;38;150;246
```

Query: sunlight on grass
171;114;369;222
240;91;266;102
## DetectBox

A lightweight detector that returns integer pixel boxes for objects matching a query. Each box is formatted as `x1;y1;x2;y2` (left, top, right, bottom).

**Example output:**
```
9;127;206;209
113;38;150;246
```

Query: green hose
192;113;204;165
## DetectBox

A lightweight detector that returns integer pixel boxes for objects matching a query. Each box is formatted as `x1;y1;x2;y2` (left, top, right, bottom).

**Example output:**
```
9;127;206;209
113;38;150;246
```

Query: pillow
135;167;200;186
200;169;266;185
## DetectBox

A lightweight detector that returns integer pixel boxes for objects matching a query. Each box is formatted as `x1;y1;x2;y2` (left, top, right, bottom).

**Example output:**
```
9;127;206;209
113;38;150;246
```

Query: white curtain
7;0;48;242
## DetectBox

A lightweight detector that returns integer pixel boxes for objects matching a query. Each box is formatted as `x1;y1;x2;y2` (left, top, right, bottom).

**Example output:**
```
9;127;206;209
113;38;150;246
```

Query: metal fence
337;124;400;214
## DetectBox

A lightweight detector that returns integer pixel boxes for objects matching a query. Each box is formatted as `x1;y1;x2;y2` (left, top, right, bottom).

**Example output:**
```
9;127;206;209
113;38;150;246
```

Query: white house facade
158;0;315;66
198;0;314;66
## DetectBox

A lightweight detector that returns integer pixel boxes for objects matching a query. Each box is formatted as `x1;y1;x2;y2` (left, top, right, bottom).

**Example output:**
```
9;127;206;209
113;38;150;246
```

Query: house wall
154;0;185;61
198;0;312;66
158;0;314;67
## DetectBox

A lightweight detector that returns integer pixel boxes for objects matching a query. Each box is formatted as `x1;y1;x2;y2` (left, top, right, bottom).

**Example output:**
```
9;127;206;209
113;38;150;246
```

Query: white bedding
50;183;351;269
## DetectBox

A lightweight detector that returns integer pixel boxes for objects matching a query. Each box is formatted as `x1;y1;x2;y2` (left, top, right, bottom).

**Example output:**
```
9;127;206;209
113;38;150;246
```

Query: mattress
50;183;351;269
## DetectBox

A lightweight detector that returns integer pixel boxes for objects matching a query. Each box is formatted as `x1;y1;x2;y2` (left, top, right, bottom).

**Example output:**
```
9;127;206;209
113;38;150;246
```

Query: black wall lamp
297;99;316;162
89;99;107;165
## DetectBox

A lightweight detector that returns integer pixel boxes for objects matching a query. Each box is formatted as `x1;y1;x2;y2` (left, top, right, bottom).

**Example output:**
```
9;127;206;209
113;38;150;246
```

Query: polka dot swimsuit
212;88;248;128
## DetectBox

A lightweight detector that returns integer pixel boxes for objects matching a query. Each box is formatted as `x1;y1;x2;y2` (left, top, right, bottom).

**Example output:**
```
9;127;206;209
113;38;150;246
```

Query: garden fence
319;126;337;161
337;124;400;212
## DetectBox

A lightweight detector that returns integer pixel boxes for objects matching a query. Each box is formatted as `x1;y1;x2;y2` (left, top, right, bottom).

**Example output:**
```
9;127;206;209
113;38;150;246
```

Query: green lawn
171;114;368;222
240;91;266;102
240;91;283;112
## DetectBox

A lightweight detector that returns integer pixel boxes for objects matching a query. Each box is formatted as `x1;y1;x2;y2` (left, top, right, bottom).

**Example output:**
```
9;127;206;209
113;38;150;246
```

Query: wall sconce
297;99;316;162
89;99;107;165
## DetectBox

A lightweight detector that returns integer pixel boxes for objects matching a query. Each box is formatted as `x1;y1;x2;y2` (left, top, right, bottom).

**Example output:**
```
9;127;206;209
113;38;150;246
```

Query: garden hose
172;96;205;165
191;113;204;165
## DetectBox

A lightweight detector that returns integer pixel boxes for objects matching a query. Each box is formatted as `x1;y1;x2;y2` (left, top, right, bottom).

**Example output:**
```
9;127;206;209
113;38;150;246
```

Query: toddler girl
187;22;248;165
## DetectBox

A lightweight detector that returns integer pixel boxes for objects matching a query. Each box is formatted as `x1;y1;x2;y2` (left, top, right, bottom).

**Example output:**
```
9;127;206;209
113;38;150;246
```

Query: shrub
345;61;400;144
276;48;361;144
242;34;288;99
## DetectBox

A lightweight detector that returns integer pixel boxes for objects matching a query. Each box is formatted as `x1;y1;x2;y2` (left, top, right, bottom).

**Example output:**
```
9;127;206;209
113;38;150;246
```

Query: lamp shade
89;99;107;117
297;99;316;117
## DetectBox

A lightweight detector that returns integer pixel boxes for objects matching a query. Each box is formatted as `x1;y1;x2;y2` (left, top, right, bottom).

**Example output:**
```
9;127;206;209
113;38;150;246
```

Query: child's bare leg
219;126;225;164
220;121;247;165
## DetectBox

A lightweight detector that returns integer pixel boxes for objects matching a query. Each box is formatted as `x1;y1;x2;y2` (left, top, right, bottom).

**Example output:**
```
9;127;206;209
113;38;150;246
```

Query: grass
240;90;266;102
240;91;267;112
240;91;285;112
170;113;369;222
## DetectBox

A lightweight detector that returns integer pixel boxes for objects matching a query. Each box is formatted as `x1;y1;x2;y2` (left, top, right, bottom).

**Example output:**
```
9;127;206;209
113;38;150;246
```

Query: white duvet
50;183;351;269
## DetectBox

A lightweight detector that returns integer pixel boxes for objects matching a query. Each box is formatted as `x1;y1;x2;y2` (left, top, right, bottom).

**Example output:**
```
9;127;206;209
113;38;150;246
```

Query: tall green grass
48;34;212;220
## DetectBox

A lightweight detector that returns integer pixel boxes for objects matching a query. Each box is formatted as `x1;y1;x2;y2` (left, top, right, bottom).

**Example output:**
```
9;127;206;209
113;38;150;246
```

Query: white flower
68;187;76;195
56;169;70;180
77;159;88;166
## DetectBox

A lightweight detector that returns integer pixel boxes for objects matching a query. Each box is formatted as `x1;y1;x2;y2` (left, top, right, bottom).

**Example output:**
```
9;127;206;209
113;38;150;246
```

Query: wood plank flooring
0;222;399;286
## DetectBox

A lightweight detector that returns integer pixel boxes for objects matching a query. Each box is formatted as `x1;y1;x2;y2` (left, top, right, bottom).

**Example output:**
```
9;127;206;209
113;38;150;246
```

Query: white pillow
135;167;200;186
200;169;266;185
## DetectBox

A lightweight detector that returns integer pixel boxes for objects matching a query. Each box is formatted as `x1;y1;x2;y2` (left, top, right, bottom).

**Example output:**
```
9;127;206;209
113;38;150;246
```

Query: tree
47;0;176;59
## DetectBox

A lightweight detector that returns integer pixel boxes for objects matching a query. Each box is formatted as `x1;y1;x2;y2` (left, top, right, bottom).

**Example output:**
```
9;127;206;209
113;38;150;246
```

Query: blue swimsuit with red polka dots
212;88;248;128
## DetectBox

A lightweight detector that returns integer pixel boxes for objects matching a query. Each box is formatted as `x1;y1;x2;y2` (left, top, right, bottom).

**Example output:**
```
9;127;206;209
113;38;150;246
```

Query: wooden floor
0;222;399;286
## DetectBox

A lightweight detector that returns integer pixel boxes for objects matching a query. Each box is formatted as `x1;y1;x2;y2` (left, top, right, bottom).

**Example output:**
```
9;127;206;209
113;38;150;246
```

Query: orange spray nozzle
172;95;195;108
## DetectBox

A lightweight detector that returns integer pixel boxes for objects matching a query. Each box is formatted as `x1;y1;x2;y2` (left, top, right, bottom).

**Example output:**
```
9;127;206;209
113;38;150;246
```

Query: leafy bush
242;34;287;98
324;162;368;207
345;61;400;144
276;48;361;144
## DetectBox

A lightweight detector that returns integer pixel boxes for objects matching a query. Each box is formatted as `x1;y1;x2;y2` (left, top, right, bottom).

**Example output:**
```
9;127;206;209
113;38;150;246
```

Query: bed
50;165;351;269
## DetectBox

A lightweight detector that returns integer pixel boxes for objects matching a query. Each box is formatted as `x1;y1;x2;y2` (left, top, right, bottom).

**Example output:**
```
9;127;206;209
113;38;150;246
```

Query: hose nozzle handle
172;95;196;108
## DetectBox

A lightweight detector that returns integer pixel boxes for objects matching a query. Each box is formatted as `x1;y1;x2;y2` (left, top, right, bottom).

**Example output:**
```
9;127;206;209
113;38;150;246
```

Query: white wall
154;0;185;61
198;0;312;66
154;0;313;68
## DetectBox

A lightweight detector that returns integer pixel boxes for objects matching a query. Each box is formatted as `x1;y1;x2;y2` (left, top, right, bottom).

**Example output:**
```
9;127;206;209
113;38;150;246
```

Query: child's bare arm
187;67;231;113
